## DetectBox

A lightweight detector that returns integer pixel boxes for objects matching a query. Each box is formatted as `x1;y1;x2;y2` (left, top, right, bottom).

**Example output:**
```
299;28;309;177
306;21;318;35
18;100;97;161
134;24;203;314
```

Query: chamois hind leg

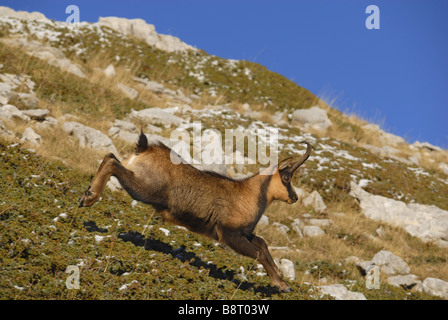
79;153;135;207
218;229;291;292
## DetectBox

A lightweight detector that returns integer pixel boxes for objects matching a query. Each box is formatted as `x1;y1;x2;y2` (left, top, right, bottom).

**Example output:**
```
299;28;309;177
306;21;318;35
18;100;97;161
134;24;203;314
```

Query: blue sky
3;0;448;148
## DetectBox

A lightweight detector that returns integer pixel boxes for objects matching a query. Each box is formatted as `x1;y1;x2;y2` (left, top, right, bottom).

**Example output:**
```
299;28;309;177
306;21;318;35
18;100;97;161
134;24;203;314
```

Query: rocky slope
1;6;448;300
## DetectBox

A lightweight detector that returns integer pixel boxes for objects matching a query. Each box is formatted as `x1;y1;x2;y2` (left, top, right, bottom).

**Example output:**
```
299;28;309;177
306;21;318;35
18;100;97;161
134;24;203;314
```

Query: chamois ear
278;157;294;171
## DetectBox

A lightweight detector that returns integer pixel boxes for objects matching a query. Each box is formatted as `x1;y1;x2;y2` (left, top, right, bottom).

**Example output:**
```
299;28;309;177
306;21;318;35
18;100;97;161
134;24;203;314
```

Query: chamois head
268;141;312;204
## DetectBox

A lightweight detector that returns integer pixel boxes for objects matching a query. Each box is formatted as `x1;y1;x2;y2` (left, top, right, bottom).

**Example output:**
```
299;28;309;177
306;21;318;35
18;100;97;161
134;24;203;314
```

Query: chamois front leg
79;153;122;207
218;228;292;292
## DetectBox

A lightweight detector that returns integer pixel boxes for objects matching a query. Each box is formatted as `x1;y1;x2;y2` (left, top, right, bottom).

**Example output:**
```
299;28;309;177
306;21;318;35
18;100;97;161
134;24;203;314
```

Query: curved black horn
291;141;312;172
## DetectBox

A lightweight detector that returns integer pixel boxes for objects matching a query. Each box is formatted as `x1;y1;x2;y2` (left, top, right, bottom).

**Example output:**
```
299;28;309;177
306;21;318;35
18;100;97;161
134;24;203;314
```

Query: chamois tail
135;131;148;154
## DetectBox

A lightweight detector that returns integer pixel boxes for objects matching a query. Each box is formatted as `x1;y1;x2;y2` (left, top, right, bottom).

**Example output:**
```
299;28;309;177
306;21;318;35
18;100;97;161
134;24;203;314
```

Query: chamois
79;132;312;292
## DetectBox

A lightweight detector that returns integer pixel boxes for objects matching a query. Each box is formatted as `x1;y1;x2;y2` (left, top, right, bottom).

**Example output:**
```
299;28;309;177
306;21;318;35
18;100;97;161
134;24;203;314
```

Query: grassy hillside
1;13;447;300
0;139;439;300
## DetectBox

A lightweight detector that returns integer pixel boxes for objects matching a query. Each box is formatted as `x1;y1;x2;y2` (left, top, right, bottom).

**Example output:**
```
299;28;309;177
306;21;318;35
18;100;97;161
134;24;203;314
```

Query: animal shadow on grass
115;230;281;297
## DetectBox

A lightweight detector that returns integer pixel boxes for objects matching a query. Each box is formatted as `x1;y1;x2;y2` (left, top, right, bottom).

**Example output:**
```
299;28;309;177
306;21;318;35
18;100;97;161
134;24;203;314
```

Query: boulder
291;218;304;238
358;250;410;276
98;17;196;52
35;116;58;130
387;274;420;289
62;121;118;154
302;225;325;237
278;259;295;281
0;119;13;137
134;77;165;94
0;104;30;121
108;119;139;144
318;284;367;300
0;6;52;24
302;190;327;214
0;82;15;105
117;83;138;100
273;222;290;234
292;106;332;131
128;107;185;128
350;181;448;246
16;92;39;109
258;215;269;227
1;38;86;79
309;219;333;228
21;108;49;121
104;64;116;77
422;278;448;299
21;127;41;146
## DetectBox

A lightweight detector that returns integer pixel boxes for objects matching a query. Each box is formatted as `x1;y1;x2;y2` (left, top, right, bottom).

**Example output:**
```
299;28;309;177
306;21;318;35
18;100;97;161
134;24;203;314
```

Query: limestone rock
319;284;367;300
117;83;138;100
292;106;332;131
302;225;325;237
21;127;41;146
278;259;295;281
62;121;118;154
128;107;185;128
0;104;30;121
387;274;420;289
104;64;116;77
21;109;49;121
350;181;448;246
302;190;327;214
422;278;448;299
98;17;196;52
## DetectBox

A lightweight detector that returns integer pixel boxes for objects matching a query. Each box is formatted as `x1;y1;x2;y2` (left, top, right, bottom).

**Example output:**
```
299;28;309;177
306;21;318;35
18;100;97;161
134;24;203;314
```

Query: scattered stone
134;78;165;93
98;17;196;52
293;186;308;202
21;108;49;121
422;278;448;299
106;176;123;192
128;107;185;127
16;92;39;109
309;218;333;228
358;250;410;276
1;38;86;79
0;119;13;137
387;274;420;289
62;121;118;154
35;116;58;130
302;225;325;237
344;256;361;265
375;227;387;239
278;259;295;281
21;127;41;146
413;141;443;153
302;190;327;214
0;104;30;121
292;106;332;131
117;83;138;100
258;215;269;227
273;222;290;234
350;181;448;246
0;82;15;105
104;64;116;77
291;218;304;238
318;284;367;300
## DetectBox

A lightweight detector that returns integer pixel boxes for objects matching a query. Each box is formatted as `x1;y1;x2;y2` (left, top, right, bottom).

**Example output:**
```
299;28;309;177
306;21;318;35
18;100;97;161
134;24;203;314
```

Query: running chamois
79;132;311;292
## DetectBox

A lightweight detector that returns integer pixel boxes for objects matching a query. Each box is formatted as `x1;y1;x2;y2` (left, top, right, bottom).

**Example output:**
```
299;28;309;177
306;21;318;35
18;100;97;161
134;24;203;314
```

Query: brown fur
79;133;311;292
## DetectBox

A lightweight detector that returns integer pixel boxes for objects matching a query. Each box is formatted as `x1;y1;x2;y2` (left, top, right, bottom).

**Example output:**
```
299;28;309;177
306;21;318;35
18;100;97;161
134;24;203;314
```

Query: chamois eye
282;176;290;183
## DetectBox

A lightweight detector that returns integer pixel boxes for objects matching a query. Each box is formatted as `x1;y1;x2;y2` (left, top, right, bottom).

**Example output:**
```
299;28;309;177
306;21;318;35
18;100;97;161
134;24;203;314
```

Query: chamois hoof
78;189;98;208
280;286;293;293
